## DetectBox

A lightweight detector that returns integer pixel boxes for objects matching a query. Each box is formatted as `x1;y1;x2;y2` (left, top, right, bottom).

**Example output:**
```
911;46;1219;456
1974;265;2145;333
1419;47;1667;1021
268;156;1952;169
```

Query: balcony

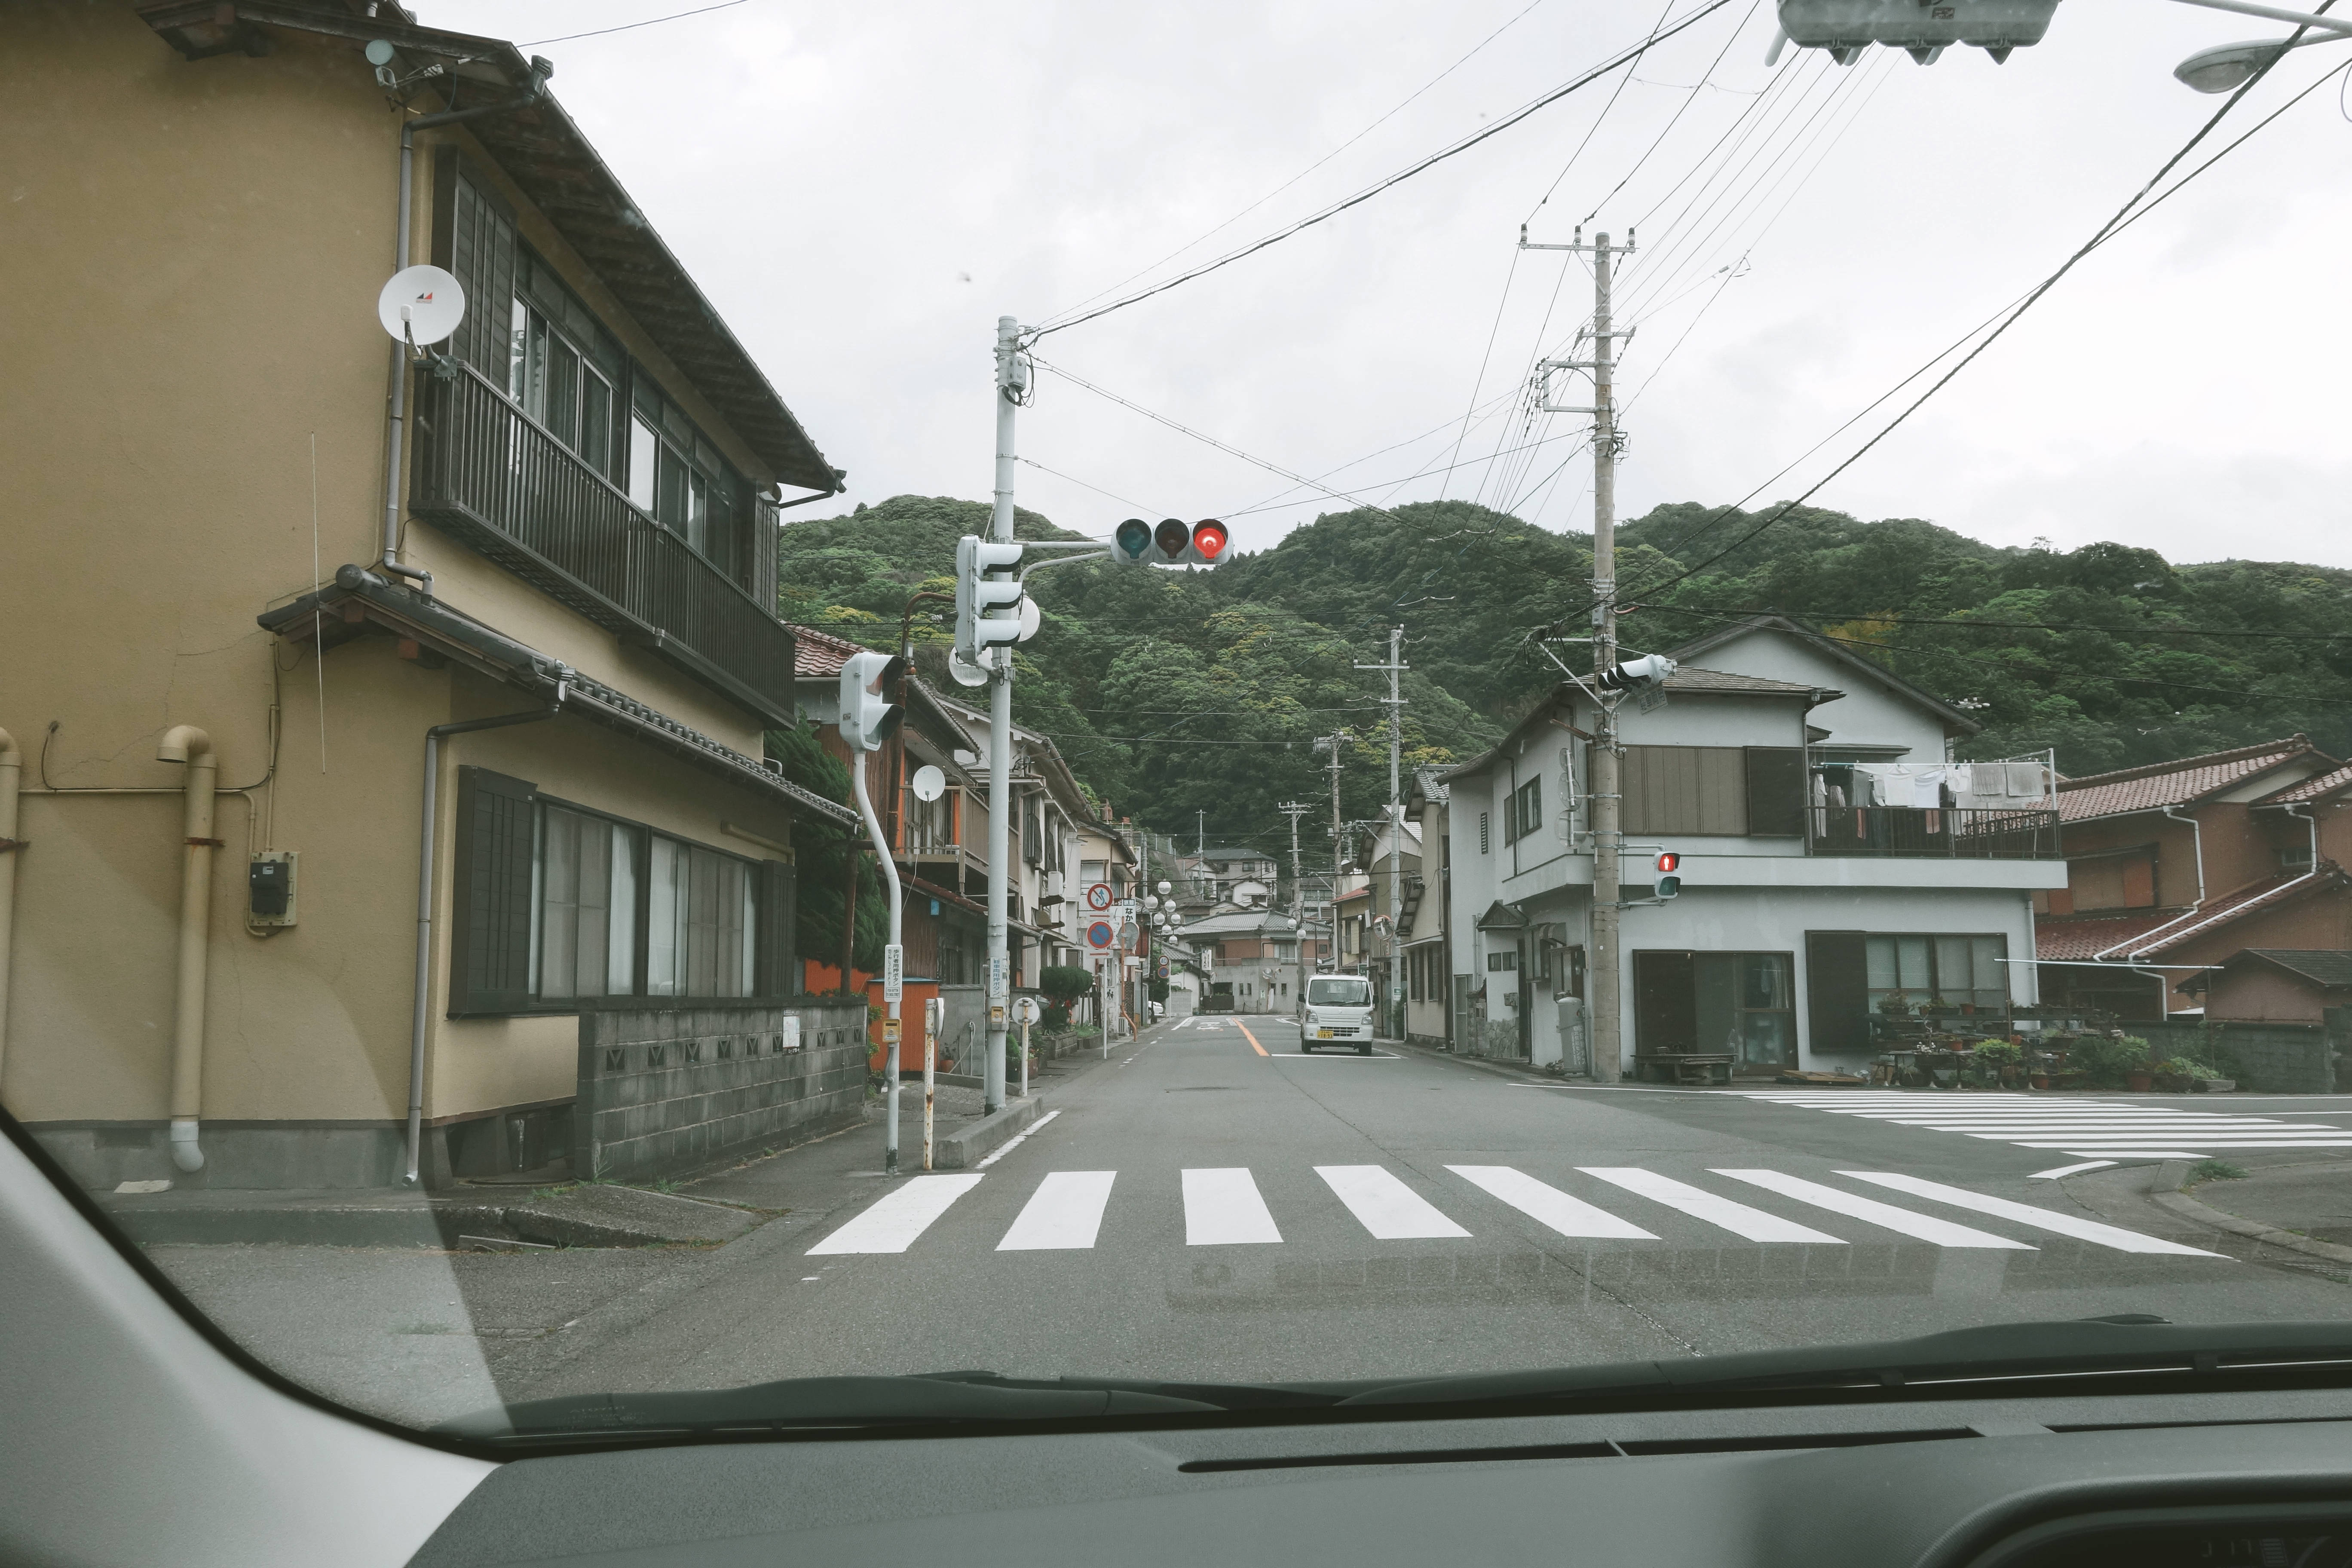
410;364;794;722
1807;805;2060;860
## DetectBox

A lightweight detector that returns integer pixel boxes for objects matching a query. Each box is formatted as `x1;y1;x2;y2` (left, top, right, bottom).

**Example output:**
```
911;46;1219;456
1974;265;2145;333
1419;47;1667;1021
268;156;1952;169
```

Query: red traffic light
1191;518;1229;564
1654;851;1679;873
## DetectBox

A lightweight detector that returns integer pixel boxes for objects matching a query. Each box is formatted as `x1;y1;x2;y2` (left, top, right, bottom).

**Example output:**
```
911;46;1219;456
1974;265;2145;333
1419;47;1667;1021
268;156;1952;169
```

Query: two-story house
1441;616;2067;1079
2036;736;2352;1019
1401;769;1452;1047
2;5;856;1190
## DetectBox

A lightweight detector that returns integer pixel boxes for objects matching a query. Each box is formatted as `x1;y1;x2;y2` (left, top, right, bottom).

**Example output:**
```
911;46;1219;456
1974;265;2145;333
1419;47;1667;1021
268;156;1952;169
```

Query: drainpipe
0;729;19;1085
402;680;567;1188
2161;803;2206;910
157;727;218;1173
382;57;555;576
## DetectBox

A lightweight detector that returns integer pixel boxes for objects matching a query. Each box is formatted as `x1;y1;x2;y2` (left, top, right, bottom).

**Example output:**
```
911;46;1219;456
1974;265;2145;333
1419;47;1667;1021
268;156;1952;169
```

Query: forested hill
776;493;2352;852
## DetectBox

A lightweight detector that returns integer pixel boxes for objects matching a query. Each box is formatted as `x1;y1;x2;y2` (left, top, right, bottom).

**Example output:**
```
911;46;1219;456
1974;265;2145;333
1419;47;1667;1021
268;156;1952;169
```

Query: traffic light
1772;0;2058;67
1112;518;1231;567
955;534;1026;664
838;649;906;752
1653;850;1681;901
1598;652;1677;693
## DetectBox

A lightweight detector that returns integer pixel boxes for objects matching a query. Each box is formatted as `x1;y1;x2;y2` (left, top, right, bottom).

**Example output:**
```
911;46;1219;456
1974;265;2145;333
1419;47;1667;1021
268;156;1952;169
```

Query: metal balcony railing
409;363;795;721
1807;805;2061;859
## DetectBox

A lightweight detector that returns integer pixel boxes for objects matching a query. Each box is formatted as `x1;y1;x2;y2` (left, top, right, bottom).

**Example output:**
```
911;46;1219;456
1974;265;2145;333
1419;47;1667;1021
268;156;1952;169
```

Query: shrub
2158;1057;2221;1081
1042;1001;1071;1029
1038;965;1094;1004
1974;1040;2022;1065
2069;1034;2150;1088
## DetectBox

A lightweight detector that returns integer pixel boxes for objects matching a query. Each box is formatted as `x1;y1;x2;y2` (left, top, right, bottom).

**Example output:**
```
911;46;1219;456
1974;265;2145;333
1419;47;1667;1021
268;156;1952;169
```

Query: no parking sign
1085;920;1116;950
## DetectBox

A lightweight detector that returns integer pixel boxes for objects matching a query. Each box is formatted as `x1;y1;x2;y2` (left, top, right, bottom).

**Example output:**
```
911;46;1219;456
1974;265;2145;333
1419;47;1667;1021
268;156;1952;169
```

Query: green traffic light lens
1115;518;1152;560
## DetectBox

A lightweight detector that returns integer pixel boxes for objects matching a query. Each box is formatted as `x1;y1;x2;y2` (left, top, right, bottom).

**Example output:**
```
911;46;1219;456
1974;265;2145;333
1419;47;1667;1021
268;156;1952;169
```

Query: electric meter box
248;850;298;926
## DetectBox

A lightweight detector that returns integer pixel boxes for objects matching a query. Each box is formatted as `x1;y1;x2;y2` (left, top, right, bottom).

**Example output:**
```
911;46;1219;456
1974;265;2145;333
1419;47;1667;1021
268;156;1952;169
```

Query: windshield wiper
444;1370;1350;1440
1329;1317;2352;1410
448;1318;2352;1441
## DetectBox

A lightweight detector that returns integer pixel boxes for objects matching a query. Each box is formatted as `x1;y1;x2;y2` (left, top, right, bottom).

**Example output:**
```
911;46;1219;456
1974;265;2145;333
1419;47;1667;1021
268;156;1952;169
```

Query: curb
1388;1038;1551;1086
932;1095;1047;1170
2132;1158;2352;1267
98;1189;766;1250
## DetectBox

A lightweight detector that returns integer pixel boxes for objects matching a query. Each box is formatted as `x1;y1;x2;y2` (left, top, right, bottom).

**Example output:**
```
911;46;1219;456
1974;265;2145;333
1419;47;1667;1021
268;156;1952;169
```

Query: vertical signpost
922;994;940;1172
1086;906;1116;1059
1013;994;1039;1100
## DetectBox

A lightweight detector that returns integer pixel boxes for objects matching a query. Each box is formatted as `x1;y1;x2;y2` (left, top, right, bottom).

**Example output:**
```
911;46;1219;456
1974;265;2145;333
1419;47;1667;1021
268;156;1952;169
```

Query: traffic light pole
984;314;1020;1115
848;750;901;1174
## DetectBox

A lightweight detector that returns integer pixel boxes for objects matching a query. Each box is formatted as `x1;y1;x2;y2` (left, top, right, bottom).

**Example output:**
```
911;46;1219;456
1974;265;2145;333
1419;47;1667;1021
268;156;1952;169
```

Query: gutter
2094;804;2210;960
382;55;555;577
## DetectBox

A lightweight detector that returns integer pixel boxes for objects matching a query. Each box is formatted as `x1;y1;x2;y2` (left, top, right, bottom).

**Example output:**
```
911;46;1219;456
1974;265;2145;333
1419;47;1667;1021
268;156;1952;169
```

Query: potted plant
1977;1038;2022;1087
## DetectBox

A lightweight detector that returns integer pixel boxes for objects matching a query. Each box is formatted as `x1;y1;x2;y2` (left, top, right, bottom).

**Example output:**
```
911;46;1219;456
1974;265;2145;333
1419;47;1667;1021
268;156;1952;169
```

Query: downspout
2092;804;2211;962
402;680;568;1188
156;727;218;1173
383;57;555;576
0;729;19;1087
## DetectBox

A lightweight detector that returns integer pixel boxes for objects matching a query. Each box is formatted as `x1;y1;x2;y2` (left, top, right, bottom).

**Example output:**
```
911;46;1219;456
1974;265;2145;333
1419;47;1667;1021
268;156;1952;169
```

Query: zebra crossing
1743;1090;2352;1158
802;1162;2222;1259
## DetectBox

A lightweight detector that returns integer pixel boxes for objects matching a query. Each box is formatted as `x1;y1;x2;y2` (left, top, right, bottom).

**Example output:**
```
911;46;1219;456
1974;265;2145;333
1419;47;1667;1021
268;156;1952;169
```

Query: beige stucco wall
0;10;805;1132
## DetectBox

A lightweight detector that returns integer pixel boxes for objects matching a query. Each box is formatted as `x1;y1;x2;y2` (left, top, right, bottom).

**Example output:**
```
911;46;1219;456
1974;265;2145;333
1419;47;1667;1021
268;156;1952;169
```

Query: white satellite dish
1016;596;1041;643
946;648;988;688
910;764;946;803
377;264;466;347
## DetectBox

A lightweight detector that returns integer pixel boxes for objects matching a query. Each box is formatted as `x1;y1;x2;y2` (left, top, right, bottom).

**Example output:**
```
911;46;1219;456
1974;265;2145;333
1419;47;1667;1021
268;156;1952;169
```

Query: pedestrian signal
1653;850;1681;900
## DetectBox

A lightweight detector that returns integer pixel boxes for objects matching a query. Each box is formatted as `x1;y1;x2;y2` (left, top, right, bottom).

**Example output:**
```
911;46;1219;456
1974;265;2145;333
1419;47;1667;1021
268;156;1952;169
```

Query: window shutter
757;858;799;997
449;767;537;1016
1744;747;1806;837
1805;932;1871;1055
431;147;519;379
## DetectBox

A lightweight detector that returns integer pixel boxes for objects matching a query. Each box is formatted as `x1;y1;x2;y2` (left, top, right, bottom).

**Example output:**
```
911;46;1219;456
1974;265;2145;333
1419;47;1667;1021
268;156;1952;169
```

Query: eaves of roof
2037;864;2350;961
1663;614;1982;735
260;565;857;827
141;1;840;493
2056;736;2330;824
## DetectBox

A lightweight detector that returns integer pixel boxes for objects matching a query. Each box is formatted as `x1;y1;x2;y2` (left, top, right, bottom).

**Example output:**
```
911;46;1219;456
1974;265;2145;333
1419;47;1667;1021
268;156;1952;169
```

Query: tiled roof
2054;736;2328;823
1662;665;1822;696
788;623;873;679
2232;949;2352;989
2038;864;2348;960
2255;760;2352;806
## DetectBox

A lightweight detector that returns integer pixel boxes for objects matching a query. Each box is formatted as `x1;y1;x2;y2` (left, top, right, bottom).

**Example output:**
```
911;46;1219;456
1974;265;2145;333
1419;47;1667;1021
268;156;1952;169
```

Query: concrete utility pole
1356;629;1406;1035
983;313;1019;1114
1277;801;1311;920
1196;809;1206;857
1526;225;1633;1082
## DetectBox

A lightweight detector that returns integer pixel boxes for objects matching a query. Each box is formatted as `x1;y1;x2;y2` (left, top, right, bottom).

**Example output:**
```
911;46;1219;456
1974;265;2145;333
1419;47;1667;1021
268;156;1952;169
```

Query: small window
1486;950;1518;972
1479;812;1491;854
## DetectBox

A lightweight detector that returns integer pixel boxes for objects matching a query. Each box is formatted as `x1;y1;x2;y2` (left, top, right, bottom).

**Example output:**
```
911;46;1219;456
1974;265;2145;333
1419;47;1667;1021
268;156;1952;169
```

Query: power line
1040;0;1557;328
1655;605;2352;641
519;0;747;46
1025;0;1737;343
1523;0;1681;224
1583;0;1760;223
1617;44;2352;608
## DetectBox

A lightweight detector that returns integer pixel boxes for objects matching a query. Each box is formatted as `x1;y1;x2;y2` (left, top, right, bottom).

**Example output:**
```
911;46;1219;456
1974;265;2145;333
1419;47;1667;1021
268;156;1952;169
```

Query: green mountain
776;493;2352;854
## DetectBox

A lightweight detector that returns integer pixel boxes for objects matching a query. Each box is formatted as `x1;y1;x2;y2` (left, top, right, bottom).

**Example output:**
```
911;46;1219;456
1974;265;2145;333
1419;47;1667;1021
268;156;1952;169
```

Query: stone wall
575;1000;870;1182
2135;1019;2340;1093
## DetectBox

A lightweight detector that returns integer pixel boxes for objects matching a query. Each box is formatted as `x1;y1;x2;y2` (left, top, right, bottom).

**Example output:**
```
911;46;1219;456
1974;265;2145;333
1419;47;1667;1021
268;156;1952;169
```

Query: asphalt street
150;1018;2352;1427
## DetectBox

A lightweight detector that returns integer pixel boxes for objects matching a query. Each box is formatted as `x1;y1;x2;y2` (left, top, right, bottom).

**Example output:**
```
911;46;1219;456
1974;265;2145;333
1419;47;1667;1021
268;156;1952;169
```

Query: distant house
2186;950;2352;1026
1178;906;1307;1015
2037;736;2352;1019
1401;769;1452;1047
1439;616;2064;1079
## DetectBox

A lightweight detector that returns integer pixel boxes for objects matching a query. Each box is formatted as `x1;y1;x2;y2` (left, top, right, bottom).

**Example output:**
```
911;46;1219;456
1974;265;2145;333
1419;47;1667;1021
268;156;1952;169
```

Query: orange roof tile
2054;736;2329;823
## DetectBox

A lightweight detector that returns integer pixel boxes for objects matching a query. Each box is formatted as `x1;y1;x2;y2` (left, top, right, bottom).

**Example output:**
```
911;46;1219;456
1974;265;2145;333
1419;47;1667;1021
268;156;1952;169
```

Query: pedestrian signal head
1654;851;1679;873
838;649;906;753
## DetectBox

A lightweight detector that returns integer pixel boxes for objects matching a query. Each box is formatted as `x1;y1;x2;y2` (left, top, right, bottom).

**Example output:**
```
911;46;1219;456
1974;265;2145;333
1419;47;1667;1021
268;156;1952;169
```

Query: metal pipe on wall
0;729;19;1087
156;726;218;1173
403;688;566;1188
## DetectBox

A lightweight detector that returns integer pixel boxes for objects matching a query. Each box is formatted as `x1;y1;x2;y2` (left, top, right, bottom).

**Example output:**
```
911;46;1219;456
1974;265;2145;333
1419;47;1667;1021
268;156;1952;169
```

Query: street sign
1086;920;1115;950
882;943;903;1002
988;954;1008;997
1118;897;1139;923
1012;995;1043;1026
1085;882;1114;912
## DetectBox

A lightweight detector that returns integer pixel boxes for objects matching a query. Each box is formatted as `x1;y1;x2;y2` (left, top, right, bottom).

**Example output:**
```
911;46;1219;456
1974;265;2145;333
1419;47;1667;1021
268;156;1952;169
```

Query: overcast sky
432;0;2352;568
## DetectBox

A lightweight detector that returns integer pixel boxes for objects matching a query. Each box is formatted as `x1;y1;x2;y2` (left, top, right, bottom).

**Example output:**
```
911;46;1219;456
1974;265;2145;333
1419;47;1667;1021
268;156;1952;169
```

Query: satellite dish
1016;596;1041;643
911;764;946;803
377;264;466;347
946;647;988;688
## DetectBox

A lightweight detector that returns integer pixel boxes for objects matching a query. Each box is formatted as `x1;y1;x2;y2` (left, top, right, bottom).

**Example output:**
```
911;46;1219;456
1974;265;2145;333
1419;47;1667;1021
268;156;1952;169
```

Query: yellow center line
1236;1022;1268;1057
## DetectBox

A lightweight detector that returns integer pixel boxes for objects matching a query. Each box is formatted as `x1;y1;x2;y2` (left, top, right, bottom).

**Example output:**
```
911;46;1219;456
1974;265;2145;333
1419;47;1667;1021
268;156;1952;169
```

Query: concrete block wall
2135;1020;2338;1093
575;1000;869;1182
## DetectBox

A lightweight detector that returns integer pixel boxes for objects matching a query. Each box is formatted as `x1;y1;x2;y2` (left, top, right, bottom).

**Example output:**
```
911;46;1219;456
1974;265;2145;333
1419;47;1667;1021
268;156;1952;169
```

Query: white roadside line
2029;1161;2116;1179
975;1109;1062;1169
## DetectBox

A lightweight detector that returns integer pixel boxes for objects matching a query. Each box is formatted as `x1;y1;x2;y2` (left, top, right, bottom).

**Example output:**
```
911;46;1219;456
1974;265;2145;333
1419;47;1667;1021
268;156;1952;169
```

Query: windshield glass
1308;977;1374;1008
13;0;2351;1442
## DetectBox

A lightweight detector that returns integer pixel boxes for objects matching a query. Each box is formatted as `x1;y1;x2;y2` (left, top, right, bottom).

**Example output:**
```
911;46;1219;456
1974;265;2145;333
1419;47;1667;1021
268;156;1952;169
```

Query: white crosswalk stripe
1578;1167;1845;1243
1743;1090;2352;1156
1182;1167;1283;1245
1712;1169;2032;1249
1840;1171;2227;1257
1446;1165;1658;1239
806;1174;983;1255
803;1163;2220;1259
1315;1166;1471;1239
996;1171;1116;1251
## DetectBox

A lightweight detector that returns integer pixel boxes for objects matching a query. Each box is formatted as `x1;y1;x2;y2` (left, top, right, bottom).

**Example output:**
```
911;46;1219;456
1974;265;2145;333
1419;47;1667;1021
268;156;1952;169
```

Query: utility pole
1196;809;1206;857
1277;801;1311;920
1525;224;1633;1082
983;313;1020;1115
1356;628;1406;1038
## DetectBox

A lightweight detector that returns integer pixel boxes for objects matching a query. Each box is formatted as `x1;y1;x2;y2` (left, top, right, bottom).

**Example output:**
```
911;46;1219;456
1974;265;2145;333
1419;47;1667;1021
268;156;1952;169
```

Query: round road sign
1085;920;1116;949
1084;882;1114;912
